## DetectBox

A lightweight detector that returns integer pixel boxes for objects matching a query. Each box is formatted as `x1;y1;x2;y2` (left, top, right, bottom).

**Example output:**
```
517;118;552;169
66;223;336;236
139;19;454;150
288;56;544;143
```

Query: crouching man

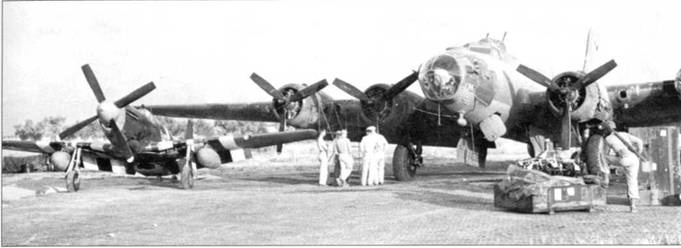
601;121;644;213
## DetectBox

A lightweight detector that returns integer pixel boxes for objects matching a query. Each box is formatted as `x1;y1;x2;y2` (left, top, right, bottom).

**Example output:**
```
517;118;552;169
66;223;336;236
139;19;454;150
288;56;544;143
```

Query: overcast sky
3;0;680;135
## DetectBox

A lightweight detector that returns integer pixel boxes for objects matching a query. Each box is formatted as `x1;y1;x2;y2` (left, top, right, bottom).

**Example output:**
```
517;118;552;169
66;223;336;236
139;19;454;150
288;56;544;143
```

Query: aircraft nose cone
432;69;452;95
97;101;119;125
418;53;463;101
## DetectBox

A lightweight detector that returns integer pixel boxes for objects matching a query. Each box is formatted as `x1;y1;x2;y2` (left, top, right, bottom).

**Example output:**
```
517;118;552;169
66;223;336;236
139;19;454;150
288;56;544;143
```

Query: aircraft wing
2;140;68;154
607;80;681;127
2;140;119;159
139;102;279;123
143;129;319;153
141;129;318;165
201;129;319;150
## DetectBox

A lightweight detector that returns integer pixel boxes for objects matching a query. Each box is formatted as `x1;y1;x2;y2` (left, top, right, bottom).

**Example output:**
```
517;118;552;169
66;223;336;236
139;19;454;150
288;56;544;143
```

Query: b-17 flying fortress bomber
142;35;681;181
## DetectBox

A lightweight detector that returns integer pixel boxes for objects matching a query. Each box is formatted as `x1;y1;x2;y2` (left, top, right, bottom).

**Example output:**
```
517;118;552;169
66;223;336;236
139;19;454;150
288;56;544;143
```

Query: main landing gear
180;143;197;189
583;133;609;186
392;142;423;181
65;147;83;192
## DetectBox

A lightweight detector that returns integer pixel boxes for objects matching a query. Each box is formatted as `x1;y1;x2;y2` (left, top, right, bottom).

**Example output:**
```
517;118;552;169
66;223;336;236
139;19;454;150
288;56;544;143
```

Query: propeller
58;64;156;139
516;60;617;149
249;72;329;153
332;71;419;127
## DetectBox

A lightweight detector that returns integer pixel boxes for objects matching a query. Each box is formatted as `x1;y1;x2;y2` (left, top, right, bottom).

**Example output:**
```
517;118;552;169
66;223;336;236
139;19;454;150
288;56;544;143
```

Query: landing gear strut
180;143;196;189
392;142;423;181
65;147;83;192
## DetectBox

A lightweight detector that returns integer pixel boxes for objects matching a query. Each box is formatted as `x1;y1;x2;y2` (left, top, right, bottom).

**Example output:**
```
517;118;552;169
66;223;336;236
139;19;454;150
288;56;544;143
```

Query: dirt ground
2;147;680;245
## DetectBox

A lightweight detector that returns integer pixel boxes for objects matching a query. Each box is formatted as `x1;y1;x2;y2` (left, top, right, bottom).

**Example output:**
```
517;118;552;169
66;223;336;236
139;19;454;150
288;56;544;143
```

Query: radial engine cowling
50;151;71;171
195;147;222;169
547;71;605;122
358;84;418;125
272;83;329;128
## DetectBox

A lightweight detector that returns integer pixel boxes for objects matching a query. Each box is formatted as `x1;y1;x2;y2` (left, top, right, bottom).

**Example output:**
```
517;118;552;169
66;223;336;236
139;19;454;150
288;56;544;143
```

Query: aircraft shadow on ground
237;173;320;185
394;190;500;212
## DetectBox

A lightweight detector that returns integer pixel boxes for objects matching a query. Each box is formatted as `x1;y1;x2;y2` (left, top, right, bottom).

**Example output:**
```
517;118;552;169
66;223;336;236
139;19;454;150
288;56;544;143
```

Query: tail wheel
393;144;417;181
180;160;194;189
65;170;80;192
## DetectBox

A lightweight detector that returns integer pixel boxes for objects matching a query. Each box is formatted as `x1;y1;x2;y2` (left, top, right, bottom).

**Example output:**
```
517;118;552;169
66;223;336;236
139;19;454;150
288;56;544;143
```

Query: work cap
366;126;376;132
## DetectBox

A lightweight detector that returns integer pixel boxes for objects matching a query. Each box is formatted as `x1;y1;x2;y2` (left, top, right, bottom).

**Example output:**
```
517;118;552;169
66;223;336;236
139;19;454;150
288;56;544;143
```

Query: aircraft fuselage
417;37;542;143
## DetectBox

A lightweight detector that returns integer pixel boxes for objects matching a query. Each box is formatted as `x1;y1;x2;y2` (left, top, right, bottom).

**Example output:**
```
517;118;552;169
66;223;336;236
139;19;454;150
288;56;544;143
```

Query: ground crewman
334;129;353;187
601;121;644;213
375;130;388;185
316;130;330;186
360;126;379;186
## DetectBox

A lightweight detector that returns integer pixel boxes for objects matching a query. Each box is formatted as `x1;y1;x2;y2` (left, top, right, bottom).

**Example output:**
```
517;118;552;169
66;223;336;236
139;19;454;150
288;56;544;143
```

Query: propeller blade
560;101;572;149
290;79;329;102
382;71;419;100
573;59;617;90
276;112;286;154
185;120;194;140
516;64;561;91
81;64;107;103
114;82;156;108
332;78;370;102
59;115;98;140
250;73;286;100
109;120;134;160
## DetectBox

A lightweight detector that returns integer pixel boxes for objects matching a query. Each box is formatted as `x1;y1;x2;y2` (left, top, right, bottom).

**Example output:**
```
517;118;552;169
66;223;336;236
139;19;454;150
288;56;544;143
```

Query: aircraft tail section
582;28;602;72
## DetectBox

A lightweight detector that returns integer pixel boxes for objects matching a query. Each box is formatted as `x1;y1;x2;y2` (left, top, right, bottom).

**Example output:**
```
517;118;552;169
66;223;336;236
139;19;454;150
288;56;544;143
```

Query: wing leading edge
140;102;278;123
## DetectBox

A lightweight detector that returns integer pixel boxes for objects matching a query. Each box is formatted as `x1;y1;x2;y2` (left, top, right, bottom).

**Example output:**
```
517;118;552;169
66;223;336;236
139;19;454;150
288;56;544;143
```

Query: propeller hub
549;72;587;112
97;101;120;125
272;87;301;120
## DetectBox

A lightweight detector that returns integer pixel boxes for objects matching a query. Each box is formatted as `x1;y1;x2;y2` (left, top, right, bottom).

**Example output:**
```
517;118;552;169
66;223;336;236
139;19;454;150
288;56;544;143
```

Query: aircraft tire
65;170;80;192
393;144;416;181
585;134;607;176
180;161;194;189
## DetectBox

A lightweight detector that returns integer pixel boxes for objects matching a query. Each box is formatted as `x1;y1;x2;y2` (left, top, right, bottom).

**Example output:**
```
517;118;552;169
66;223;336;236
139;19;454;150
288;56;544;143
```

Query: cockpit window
469;46;492;55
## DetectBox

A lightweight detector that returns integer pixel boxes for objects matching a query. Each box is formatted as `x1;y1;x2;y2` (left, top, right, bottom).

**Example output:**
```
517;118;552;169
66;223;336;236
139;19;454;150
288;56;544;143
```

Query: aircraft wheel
393;144;417;181
180;161;194;189
65;169;80;192
585;134;607;175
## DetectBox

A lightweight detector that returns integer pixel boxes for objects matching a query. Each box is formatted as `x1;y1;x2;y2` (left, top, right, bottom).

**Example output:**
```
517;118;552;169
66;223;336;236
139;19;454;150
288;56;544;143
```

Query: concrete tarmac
2;153;680;245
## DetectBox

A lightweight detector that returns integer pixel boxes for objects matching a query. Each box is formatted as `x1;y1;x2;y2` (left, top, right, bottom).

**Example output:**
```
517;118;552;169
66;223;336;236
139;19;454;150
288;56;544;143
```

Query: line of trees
12;115;278;141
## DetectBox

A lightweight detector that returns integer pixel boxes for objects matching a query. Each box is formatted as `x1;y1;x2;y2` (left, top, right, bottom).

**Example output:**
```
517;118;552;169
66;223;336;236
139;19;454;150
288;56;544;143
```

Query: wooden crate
493;184;607;214
629;126;680;204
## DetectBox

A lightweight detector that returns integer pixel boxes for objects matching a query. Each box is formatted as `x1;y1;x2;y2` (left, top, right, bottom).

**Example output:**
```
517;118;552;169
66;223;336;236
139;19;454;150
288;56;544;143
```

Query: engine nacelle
50;151;71;171
547;71;607;122
195;147;222;169
272;83;331;128
358;84;418;126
